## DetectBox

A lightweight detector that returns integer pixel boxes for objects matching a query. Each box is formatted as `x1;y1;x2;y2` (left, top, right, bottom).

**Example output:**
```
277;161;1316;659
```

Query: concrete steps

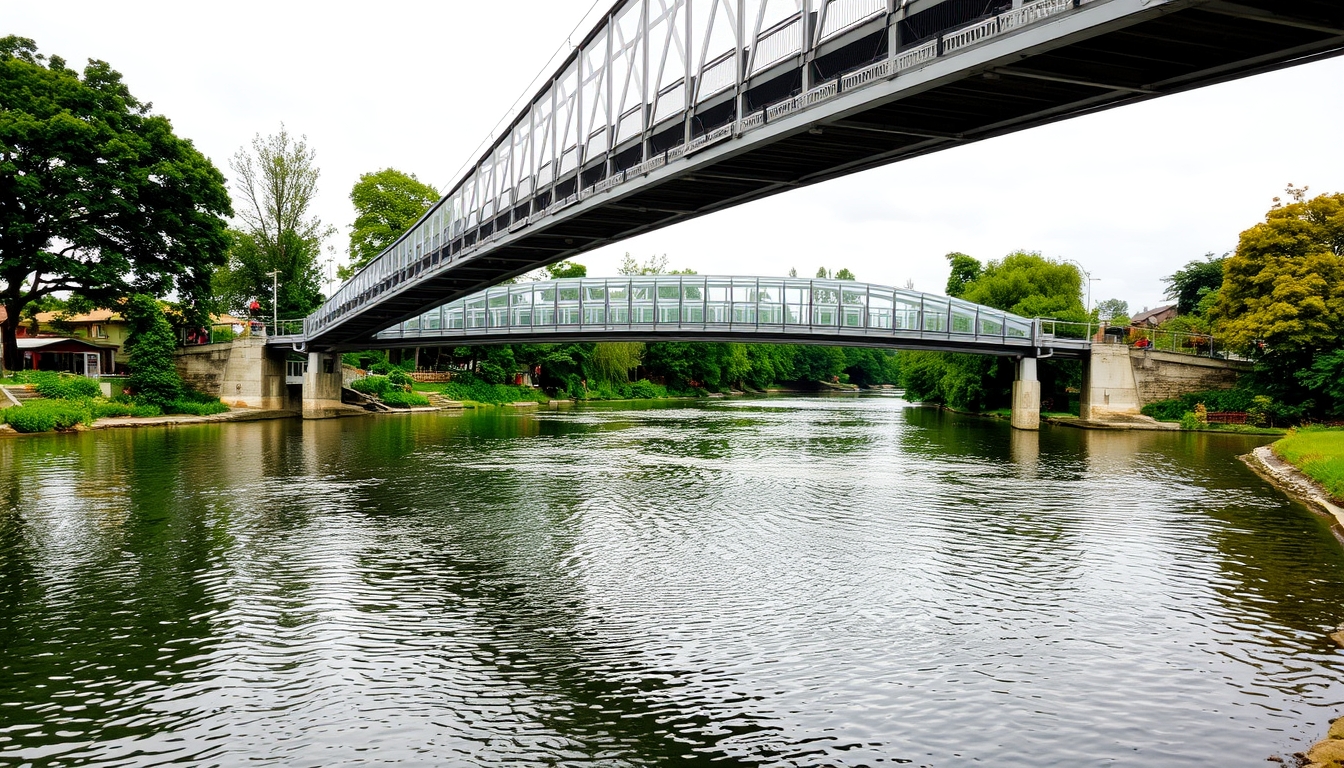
423;391;464;410
1;386;42;408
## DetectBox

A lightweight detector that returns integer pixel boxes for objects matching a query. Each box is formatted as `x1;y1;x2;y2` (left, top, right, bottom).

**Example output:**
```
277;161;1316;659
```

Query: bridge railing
303;0;1100;341
1037;319;1250;361
373;277;1044;349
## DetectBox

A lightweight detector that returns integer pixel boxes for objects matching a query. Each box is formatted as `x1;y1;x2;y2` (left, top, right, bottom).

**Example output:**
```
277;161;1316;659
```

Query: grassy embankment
1;372;228;433
412;378;676;407
1273;427;1344;501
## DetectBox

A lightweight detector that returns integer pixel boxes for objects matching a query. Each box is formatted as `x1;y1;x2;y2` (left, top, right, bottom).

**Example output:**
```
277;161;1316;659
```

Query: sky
9;0;1344;314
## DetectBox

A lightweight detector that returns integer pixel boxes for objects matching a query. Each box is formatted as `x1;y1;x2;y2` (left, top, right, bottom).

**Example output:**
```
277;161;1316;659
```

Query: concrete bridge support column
301;351;346;419
1011;357;1041;431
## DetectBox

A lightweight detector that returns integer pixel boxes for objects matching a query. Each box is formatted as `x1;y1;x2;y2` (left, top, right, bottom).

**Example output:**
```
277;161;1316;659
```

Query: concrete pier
1011;357;1041;431
301;351;346;419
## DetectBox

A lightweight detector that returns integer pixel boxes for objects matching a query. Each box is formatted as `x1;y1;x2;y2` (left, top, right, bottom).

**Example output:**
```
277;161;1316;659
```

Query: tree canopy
1162;254;1226;315
343;168;439;279
0;36;232;371
214;126;332;319
944;252;981;298
1214;189;1344;409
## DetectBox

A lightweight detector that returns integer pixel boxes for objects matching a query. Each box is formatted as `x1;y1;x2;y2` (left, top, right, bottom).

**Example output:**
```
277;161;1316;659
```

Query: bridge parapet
359;276;1090;358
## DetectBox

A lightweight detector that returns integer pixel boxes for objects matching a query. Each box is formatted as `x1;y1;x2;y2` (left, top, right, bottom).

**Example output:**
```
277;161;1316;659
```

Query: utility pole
266;270;280;334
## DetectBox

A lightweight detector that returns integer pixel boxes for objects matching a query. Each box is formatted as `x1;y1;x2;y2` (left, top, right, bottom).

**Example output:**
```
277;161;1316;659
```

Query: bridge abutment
301;352;346;419
1011;357;1041;432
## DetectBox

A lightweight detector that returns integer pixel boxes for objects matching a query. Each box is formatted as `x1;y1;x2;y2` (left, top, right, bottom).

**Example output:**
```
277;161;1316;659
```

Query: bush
1180;411;1203;431
433;379;546;405
162;399;229;416
1142;388;1257;422
380;390;430;408
19;372;102;400
629;380;665;399
352;375;391;396
91;401;162;418
386;369;414;389
3;400;92;433
368;362;394;375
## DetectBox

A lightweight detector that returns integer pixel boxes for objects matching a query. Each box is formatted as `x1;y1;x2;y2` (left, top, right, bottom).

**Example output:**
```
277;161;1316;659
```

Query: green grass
1274;427;1344;500
417;380;547;406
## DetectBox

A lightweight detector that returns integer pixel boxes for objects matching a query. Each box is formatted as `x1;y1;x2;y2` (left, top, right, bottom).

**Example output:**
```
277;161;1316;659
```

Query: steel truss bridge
362;276;1092;357
272;0;1343;350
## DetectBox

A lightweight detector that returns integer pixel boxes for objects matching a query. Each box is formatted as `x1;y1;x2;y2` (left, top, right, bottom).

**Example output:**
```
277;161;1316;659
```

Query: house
31;308;132;368
1132;304;1178;328
15;337;118;377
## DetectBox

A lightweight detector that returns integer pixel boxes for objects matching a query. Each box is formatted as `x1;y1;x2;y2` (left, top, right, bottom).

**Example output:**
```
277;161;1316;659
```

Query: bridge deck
292;0;1343;348
278;276;1096;358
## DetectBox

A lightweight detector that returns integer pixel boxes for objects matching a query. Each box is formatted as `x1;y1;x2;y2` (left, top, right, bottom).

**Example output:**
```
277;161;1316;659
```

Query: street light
265;270;280;335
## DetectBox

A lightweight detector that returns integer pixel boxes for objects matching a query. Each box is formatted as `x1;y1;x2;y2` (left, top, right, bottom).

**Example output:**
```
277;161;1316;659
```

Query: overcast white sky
10;0;1344;313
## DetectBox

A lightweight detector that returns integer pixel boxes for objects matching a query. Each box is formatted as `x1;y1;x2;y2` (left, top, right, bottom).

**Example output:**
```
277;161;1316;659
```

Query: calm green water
1;395;1342;767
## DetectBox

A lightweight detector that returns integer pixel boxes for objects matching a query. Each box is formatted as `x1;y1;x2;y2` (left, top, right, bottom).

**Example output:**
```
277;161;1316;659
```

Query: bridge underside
311;0;1343;348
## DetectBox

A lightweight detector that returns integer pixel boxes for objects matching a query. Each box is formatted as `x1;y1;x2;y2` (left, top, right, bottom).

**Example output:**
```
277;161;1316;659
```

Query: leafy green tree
1163;254;1226;315
123;294;183;407
1215;189;1344;409
835;268;856;281
0;37;232;373
962;251;1085;320
342;168;439;279
545;261;588;279
901;251;1085;411
1094;298;1130;325
944;252;982;298
215;126;332;319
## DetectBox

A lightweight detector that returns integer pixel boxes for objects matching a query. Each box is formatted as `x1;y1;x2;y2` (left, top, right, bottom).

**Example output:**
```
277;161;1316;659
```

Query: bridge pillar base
302;352;347;419
1011;357;1041;431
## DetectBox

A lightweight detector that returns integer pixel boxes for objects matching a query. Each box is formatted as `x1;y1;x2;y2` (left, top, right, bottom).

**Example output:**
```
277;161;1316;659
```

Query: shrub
352;375;391;396
91;401;162;418
1142;388;1257;422
368;362;394;375
386;370;414;390
19;372;101;400
629;380;665;399
380;390;430;408
1180;411;1202;431
163;399;229;416
3;400;92;433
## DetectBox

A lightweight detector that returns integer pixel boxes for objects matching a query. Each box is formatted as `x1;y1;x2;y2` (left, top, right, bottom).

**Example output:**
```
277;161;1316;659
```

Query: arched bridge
284;0;1342;349
358;276;1092;358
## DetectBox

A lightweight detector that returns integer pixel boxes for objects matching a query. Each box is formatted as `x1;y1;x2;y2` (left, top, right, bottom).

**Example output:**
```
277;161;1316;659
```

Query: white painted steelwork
302;0;1110;344
368;276;1089;356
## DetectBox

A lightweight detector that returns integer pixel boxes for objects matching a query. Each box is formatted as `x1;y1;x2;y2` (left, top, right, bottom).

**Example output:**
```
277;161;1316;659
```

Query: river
1;394;1342;766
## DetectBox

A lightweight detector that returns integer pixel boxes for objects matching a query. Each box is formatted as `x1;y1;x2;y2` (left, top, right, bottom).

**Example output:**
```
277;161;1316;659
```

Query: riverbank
1241;445;1344;541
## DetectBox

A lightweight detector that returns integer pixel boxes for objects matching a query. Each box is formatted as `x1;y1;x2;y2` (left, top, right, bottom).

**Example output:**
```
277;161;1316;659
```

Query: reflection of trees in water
0;428;234;757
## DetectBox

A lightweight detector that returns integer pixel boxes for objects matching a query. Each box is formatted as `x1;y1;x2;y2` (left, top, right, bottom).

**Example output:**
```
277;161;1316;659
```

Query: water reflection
1;397;1342;766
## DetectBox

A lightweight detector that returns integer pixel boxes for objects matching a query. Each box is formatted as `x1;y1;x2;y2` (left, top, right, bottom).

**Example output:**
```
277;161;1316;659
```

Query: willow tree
0;37;231;372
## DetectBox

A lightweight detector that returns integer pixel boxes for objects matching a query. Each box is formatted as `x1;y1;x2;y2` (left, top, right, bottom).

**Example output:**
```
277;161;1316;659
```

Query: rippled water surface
2;395;1343;767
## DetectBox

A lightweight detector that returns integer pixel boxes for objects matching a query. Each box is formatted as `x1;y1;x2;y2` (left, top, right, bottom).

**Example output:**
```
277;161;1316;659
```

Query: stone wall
1129;349;1248;404
175;338;287;410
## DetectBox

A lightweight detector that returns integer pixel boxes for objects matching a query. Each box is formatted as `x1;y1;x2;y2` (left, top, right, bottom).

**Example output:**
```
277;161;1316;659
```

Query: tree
1094;298;1130;325
216;125;333;319
962;251;1085;320
619;253;669;275
545;261;587;279
944;252;982;298
342;168;439;280
1214;189;1344;409
1162;254;1226;315
0;37;232;372
835;268;856;281
123;294;183;407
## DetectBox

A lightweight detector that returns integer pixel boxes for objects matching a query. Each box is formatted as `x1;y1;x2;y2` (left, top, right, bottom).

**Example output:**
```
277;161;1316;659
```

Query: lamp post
1065;259;1099;338
265;270;280;335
